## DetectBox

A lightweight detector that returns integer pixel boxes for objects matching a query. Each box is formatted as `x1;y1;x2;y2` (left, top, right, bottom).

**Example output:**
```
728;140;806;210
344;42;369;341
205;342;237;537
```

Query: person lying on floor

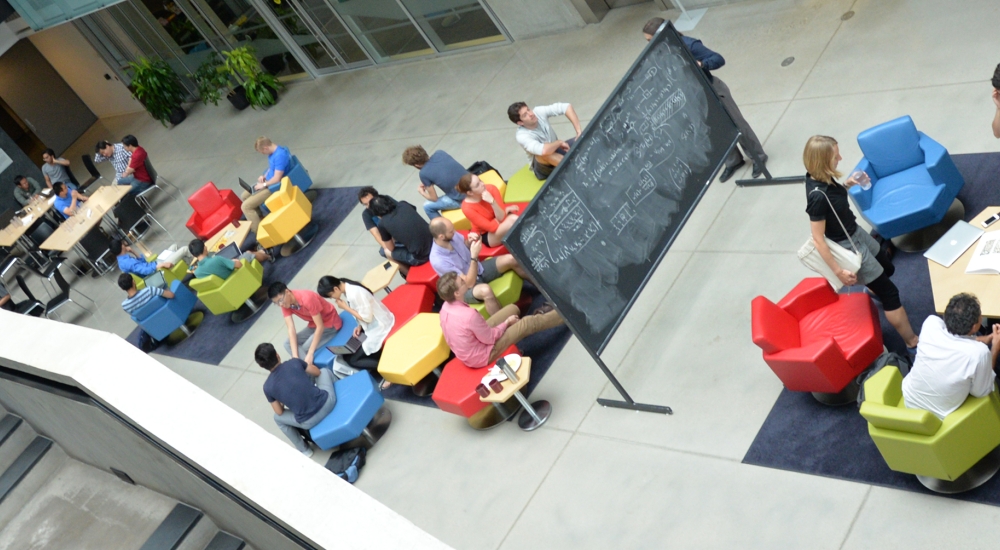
317;276;394;378
429;217;530;316
269;281;343;372
255;342;335;458
187;238;271;281
902;293;1000;420
437;272;562;369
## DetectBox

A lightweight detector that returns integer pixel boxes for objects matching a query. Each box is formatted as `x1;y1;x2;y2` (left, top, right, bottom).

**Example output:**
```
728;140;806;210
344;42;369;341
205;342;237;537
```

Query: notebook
328;333;366;355
216;242;241;260
924;221;983;268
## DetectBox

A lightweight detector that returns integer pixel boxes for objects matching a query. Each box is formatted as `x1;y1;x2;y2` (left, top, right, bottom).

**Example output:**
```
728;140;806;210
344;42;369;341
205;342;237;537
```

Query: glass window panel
398;0;504;51
328;0;432;62
8;0;125;31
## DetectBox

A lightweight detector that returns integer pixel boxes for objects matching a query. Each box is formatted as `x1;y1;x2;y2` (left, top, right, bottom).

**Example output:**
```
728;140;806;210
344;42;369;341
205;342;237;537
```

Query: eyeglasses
276;291;299;310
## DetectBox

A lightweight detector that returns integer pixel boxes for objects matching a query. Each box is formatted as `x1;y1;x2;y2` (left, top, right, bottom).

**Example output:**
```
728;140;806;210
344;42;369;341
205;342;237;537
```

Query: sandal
379;380;392;391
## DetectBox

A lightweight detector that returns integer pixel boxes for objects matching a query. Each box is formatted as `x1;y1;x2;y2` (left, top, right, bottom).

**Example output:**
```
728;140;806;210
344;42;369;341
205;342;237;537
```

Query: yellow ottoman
471;271;523;319
378;313;451;386
478;169;507;200
442;208;471;231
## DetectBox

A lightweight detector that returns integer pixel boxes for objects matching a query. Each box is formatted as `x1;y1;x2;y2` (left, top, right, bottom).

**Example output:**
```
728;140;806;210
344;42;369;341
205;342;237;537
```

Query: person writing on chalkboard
643;18;768;182
457;173;519;248
508;101;582;180
803;135;919;353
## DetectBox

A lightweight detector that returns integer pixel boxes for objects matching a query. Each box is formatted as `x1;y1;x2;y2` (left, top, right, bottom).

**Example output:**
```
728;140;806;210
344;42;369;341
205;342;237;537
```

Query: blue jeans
117;176;153;195
423;195;463;219
272;369;337;452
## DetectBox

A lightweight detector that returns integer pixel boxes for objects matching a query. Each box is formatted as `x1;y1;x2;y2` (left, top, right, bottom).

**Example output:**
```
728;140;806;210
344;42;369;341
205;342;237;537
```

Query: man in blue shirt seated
187;238;271;281
241;136;292;232
402;145;468;219
119;272;176;353
52;181;86;219
255;342;336;457
111;238;175;277
642;17;768;182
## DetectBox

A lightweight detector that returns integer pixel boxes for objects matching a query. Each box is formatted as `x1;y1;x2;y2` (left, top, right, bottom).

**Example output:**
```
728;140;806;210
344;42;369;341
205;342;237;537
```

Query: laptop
328;333;366;355
216;242;241;260
924;221;984;267
143;270;168;290
238;177;255;195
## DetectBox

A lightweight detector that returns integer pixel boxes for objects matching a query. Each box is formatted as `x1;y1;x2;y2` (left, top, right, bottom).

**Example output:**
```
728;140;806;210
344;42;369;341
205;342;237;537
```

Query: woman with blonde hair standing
803;135;918;351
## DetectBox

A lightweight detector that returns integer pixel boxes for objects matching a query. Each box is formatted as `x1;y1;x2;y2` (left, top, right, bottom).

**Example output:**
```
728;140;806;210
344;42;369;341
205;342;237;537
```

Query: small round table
479;357;551;431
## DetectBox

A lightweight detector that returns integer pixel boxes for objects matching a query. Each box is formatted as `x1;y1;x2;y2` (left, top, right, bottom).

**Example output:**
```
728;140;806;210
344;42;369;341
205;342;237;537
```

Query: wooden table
479;356;551;431
928;206;1000;316
361;260;400;295
0;195;55;248
204;221;252;254
40;185;131;252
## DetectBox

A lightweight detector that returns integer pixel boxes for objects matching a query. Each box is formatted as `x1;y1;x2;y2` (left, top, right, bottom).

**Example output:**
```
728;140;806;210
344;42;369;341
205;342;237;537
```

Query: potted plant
189;52;236;107
127;57;187;126
222;45;283;109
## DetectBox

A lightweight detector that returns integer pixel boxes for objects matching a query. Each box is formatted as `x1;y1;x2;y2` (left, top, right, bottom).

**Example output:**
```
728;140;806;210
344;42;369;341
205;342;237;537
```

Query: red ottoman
433;345;519;430
406;262;439;292
381;283;434;339
457;230;508;258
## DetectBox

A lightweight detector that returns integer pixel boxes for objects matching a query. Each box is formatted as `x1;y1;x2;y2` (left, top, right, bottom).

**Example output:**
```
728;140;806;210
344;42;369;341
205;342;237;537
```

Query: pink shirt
439;300;506;368
282;289;342;330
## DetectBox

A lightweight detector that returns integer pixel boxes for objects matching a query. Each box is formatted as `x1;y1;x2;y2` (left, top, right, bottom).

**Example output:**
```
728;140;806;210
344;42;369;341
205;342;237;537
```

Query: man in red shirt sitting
437;272;562;368
116;134;154;195
269;282;344;371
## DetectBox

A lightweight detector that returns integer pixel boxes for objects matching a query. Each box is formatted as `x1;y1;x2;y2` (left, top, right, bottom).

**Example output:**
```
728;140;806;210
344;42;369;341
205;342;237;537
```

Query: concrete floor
21;0;1000;548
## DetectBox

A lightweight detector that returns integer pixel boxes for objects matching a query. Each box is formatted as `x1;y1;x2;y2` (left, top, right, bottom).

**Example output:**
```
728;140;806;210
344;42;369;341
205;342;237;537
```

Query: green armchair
132;260;190;291
471;271;523;319
860;366;1000;493
189;258;265;323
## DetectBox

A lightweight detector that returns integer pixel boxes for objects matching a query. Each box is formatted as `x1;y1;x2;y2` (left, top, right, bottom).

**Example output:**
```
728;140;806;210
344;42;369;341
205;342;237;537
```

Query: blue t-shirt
419;151;467;201
53;184;79;218
263;359;328;423
264;146;292;181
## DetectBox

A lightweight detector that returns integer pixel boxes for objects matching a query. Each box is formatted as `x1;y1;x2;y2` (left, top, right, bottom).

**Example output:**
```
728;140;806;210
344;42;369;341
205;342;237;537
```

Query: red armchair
186;182;243;239
751;278;883;403
381;283;435;339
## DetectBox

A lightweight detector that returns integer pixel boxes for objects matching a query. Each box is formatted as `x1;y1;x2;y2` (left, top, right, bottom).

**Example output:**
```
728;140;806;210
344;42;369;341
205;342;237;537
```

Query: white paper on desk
966;230;1000;275
21;214;33;225
481;354;522;386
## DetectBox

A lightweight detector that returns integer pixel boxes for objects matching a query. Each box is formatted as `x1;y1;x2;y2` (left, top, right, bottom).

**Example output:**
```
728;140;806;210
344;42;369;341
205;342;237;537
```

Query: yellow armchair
257;177;312;251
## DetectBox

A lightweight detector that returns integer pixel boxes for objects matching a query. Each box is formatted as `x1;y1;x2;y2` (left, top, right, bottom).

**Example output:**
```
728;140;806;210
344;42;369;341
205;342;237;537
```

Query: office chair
80;155;104;192
135;159;182;212
13;275;44;316
43;267;99;321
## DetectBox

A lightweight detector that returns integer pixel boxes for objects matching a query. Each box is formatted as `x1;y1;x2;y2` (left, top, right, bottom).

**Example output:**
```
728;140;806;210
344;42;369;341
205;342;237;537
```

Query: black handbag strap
810;186;860;255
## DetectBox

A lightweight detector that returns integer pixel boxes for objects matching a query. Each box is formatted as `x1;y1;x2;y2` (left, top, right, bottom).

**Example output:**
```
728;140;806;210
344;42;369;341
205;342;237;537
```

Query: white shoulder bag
797;187;862;291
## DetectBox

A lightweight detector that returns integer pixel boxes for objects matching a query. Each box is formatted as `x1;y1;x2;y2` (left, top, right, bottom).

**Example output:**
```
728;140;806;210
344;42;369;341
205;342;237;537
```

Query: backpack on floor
325;446;366;483
856;351;912;407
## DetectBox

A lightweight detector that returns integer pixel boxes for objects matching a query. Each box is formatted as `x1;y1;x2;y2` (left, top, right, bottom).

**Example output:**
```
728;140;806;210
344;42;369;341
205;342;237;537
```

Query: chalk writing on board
506;24;739;351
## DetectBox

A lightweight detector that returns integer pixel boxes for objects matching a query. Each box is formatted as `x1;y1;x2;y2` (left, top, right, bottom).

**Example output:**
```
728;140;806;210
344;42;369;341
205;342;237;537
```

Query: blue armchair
267;155;313;193
131;280;199;342
848;115;964;239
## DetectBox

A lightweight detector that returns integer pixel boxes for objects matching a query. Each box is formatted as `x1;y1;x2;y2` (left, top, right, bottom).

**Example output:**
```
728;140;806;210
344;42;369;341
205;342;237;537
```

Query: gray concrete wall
483;0;587;40
0;126;44;214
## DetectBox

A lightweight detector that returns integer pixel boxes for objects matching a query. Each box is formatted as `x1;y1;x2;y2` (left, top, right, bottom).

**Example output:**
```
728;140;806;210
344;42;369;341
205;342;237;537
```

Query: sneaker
719;159;745;183
532;304;555;316
301;446;314;458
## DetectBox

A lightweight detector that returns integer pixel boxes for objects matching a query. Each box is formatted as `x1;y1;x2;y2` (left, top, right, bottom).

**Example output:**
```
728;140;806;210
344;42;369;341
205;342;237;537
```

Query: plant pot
168;106;186;126
228;86;250;111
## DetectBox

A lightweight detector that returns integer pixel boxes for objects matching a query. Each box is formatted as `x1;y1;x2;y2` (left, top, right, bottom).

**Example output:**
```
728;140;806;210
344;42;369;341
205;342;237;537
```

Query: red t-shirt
282;289;343;330
461;185;508;235
128;146;152;183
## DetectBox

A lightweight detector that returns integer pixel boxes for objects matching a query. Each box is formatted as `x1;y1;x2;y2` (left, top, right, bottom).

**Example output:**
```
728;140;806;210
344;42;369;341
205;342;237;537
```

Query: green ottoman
504;165;545;203
472;271;523;319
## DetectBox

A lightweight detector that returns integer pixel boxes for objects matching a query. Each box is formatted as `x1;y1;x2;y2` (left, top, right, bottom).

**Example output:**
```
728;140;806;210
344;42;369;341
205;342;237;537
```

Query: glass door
256;0;371;74
397;0;506;52
327;0;434;62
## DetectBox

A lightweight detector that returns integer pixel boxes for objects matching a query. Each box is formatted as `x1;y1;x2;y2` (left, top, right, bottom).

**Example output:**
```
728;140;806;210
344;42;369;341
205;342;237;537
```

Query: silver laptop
924;221;984;267
143;270;168;290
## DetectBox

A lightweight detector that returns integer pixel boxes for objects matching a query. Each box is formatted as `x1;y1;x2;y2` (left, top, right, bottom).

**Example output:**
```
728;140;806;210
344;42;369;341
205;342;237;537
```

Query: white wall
29;23;143;118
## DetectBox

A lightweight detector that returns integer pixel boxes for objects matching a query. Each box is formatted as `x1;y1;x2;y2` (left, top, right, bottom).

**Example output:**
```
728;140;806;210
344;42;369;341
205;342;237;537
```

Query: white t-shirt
515;103;569;157
343;283;394;355
901;316;995;419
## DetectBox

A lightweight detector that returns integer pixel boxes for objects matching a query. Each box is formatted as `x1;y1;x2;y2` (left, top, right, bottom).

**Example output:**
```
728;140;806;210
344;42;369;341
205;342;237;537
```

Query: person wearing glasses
268;281;343;371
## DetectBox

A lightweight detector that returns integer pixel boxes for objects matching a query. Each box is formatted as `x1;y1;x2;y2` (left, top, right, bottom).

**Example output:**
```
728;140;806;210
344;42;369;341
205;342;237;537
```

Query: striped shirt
122;287;163;315
94;143;132;177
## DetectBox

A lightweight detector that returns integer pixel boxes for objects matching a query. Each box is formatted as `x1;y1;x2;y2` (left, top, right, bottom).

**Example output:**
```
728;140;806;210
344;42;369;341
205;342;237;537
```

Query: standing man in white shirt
508;101;582;180
902;293;1000;419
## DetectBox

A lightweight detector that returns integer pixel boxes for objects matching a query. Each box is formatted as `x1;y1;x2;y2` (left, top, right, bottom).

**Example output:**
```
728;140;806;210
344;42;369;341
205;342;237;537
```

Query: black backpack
466;160;501;179
856;351;912;406
325;446;366;483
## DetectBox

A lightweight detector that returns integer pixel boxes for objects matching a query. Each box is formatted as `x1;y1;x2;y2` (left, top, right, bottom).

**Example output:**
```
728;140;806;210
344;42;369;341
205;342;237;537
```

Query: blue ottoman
313;311;358;369
309;371;388;450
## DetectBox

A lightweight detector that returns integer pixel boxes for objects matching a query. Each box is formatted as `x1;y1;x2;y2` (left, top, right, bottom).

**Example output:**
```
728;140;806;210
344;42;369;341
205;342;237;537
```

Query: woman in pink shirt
458;173;520;248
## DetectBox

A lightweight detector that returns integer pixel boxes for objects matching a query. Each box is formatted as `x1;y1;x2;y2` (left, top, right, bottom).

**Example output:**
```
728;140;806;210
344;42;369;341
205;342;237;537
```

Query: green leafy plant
189;52;231;106
221;45;283;109
127;57;186;126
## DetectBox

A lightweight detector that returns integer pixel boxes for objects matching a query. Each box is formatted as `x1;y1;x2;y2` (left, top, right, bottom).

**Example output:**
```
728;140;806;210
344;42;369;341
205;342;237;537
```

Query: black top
805;175;857;242
262;359;328;423
378;201;432;259
361;195;397;231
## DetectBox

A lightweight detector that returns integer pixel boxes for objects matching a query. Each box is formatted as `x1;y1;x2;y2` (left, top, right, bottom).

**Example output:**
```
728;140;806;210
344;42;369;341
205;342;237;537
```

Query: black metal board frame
503;21;740;415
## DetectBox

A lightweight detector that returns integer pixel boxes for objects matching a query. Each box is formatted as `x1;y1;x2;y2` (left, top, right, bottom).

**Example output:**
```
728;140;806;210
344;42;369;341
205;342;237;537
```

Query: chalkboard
504;22;740;355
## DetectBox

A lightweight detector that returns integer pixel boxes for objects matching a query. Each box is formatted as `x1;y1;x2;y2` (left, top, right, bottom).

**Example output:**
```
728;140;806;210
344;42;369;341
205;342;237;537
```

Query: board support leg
588;349;672;415
735;153;805;187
